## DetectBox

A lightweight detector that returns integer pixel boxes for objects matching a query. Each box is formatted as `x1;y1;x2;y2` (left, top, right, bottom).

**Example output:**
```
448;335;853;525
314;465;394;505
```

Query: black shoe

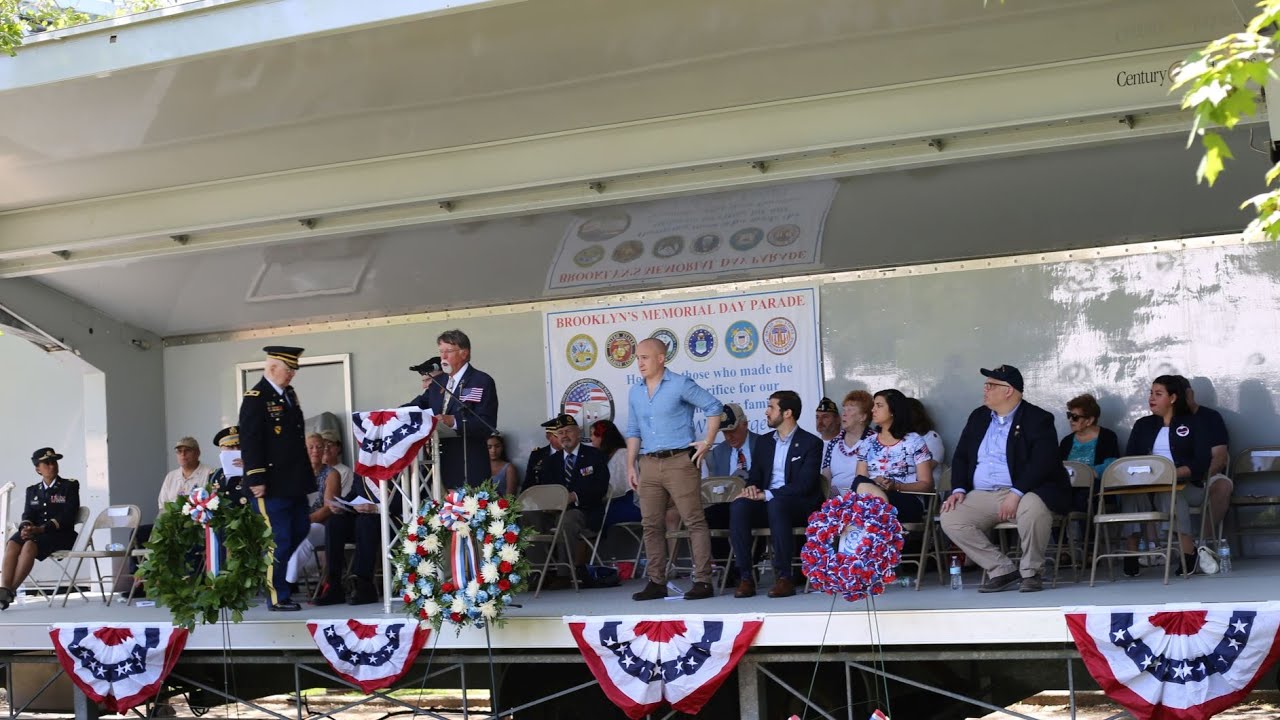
269;601;302;611
977;570;1021;593
1175;554;1198;577
348;576;379;605
313;591;345;606
631;580;668;601
0;587;12;611
684;582;714;600
1123;556;1141;577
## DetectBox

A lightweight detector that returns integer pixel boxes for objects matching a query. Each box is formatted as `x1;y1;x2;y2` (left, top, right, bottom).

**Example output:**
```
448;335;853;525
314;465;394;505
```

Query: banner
307;619;431;693
546;182;836;291
50;624;189;714
351;408;439;482
545;288;822;438
1064;603;1280;720
565;614;763;719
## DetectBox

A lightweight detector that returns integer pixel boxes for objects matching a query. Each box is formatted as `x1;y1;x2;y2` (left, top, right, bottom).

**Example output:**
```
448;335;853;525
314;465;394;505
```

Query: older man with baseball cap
940;365;1070;593
157;436;214;509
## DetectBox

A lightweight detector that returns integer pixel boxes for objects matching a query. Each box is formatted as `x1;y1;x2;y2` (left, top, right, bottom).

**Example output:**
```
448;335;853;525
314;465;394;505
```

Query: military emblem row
565;318;797;372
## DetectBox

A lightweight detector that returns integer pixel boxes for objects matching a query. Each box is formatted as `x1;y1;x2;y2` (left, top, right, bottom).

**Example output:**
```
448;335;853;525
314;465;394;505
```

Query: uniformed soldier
521;419;562;492
208;425;252;507
239;346;312;611
1;448;81;610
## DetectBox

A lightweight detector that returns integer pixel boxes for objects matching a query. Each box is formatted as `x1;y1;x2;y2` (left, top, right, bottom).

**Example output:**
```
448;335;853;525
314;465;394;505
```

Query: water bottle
949;555;962;591
1217;544;1233;575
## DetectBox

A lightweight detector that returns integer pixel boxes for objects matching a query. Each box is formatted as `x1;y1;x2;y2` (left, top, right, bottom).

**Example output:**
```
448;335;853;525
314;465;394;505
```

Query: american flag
564;384;611;422
459;387;484;403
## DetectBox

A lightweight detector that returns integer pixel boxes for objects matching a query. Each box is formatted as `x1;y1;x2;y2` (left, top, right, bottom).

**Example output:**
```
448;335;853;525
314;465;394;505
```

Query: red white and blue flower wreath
801;493;904;602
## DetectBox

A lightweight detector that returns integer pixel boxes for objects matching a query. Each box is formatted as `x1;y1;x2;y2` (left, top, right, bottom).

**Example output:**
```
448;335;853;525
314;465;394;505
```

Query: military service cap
31;447;63;466
264;345;304;370
816;397;839;415
212;426;240;448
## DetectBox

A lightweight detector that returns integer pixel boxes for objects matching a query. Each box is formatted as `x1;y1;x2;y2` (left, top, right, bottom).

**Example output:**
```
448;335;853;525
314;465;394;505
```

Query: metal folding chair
517;485;580;598
1090;455;1183;586
51;504;141;606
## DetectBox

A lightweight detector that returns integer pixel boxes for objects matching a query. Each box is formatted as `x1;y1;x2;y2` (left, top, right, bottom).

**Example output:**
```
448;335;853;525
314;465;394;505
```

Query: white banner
544;288;822;438
545;181;837;291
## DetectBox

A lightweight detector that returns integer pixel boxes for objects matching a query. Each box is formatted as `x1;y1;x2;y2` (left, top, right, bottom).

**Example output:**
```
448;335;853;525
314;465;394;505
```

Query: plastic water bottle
1217;544;1233;575
949;556;963;590
1137;539;1150;566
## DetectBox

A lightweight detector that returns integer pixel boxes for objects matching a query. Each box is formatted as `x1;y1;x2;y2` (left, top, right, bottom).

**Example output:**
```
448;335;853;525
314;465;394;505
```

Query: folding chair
923;465;955;585
1045;461;1096;587
517;485;580;598
1090;456;1183;586
587;488;645;567
1228;447;1280;558
664;477;744;591
23;505;90;602
745;474;826;591
896;487;941;591
125;548;151;606
51;504;141;606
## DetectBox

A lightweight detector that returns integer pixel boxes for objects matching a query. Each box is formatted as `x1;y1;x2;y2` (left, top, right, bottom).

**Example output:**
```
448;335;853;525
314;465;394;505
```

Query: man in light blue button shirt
625;339;723;601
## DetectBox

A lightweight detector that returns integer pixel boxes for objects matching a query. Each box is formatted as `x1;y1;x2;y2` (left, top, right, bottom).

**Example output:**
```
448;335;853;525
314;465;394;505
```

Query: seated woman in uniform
821;390;873;496
853;390;935;523
1;448;81;610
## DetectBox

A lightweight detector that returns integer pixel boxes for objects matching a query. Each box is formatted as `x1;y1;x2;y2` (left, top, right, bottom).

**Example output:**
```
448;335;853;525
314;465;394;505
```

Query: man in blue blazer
405;329;499;489
940;365;1070;594
729;391;823;599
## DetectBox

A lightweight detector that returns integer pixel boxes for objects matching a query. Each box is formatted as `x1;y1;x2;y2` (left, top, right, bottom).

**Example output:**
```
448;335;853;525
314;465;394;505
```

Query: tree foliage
1;0;178;57
1172;1;1280;240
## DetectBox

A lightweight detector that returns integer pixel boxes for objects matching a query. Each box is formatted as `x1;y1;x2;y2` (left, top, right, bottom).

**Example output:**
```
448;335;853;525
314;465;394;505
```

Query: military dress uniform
238;347;313;610
10;475;80;560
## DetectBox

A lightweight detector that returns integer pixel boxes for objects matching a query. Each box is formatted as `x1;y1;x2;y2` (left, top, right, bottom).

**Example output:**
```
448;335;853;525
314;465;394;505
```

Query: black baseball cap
980;365;1024;393
410;356;443;375
815;397;838;414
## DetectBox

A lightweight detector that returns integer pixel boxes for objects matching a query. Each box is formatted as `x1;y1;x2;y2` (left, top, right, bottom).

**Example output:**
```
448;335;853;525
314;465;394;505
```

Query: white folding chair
51;505;141;606
1090;456;1183;586
23;505;91;602
517;485;580;598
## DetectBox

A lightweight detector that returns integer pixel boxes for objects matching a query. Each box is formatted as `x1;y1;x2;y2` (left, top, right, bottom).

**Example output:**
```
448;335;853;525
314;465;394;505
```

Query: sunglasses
1065;412;1088;422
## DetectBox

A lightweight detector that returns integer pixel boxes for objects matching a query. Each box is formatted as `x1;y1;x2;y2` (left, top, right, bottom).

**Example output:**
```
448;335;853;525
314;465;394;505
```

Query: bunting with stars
352;408;440;482
1064;603;1280;720
565;614;764;719
49;624;189;714
307;619;431;693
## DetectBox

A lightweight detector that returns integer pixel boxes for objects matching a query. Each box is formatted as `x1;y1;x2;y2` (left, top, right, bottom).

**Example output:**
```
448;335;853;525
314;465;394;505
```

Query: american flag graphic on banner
562;382;613;426
351;408;439;482
565;615;763;719
1064;603;1280;720
50;624;189;714
307;619;430;693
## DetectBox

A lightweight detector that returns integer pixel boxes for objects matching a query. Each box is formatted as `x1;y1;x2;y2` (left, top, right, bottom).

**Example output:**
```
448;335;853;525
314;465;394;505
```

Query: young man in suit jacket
940;365;1070;594
407;329;499;489
530;414;610;586
729;390;824;599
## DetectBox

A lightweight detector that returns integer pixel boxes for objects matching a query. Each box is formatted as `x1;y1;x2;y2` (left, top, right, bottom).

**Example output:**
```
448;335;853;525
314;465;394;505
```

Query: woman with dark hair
854;389;935;522
592;419;642;526
1121;375;1210;576
907;397;945;485
487;434;519;496
822;389;874;496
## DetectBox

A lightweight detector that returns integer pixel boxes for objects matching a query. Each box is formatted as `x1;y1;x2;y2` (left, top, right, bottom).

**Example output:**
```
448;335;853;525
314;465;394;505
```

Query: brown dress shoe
733;578;757;599
684;582;714;600
767;577;796;598
631;580;668;601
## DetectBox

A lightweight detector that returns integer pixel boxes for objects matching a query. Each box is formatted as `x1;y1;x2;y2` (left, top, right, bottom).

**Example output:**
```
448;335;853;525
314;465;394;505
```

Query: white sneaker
1197;546;1219;575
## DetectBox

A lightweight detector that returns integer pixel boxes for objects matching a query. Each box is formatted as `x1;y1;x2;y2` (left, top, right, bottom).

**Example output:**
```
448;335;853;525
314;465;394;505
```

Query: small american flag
869;711;890;720
459;387;484;403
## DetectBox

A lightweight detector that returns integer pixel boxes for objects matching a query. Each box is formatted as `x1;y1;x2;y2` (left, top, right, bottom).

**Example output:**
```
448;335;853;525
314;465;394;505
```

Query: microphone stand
423;371;499;491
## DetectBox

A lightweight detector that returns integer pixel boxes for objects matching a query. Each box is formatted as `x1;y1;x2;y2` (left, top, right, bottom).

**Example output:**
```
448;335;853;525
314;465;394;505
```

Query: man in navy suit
729;390;823;599
940;365;1070;593
406;330;499;489
531;414;609;585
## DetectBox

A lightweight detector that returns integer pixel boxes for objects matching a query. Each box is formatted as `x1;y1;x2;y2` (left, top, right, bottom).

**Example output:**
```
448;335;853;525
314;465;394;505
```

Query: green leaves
1;0;182;56
1197;132;1234;187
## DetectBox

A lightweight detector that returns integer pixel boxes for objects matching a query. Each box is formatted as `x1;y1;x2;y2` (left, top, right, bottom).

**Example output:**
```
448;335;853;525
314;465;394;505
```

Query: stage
0;560;1271;653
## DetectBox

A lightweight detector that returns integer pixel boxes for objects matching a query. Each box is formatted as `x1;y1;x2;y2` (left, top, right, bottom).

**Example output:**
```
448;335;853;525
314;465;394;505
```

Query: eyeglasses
982;382;1010;391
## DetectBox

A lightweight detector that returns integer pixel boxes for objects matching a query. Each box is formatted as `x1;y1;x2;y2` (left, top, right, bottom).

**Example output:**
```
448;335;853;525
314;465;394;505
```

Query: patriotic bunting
352;408;440;482
307;619;431;693
1065;603;1280;720
565;614;764;719
50;624;188;714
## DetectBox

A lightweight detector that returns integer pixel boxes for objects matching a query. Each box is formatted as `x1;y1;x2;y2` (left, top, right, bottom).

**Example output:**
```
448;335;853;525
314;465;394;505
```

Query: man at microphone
405;330;499;489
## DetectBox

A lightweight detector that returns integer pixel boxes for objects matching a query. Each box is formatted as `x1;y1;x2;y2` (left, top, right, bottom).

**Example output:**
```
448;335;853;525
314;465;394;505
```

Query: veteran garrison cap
542;414;577;431
31;447;63;466
212;426;240;449
816;397;839;415
264;345;304;369
410;356;443;375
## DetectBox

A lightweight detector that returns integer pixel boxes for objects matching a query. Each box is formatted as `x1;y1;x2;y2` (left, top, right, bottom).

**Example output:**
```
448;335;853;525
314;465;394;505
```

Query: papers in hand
331;496;378;511
220;450;243;477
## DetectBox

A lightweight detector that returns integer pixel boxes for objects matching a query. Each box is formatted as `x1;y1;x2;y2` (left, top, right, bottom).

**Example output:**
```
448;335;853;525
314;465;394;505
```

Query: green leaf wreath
138;484;274;630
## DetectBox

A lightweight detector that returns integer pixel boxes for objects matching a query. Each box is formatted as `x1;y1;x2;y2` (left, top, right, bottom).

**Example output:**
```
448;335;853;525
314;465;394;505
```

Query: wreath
391;480;531;634
801;493;903;602
139;485;274;630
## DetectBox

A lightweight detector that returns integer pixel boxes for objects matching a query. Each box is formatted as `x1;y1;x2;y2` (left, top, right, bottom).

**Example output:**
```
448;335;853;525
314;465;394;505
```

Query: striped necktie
564;453;575;485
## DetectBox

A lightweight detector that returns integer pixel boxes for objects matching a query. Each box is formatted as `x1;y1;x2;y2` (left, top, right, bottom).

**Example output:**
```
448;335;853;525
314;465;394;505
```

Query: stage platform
0;561;1273;653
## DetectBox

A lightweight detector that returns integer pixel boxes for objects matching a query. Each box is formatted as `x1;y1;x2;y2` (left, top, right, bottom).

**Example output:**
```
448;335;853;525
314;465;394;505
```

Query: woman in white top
907;397;946;485
854;389;935;523
821;390;874;496
591;420;642;527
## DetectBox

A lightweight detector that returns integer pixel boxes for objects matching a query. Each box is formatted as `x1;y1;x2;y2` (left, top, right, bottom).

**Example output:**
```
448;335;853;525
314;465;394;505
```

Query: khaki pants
940;488;1052;578
638;454;711;584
